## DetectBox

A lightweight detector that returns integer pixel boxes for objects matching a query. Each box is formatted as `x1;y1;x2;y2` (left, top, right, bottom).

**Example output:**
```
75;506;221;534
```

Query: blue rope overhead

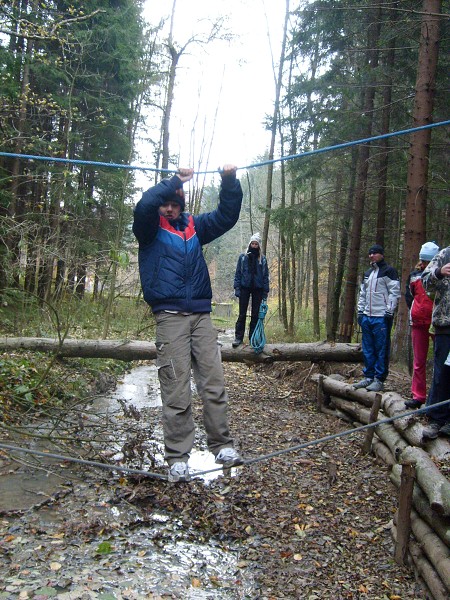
250;299;268;354
0;120;448;175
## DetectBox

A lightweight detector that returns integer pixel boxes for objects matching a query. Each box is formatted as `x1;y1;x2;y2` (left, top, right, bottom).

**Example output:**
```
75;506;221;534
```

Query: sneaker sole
168;475;190;482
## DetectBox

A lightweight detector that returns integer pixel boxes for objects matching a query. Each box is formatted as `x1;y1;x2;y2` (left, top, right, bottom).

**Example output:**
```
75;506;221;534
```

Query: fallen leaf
3;535;15;542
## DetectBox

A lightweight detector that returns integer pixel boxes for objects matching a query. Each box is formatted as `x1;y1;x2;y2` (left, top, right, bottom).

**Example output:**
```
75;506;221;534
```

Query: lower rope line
0;399;448;481
194;398;450;476
0;442;168;480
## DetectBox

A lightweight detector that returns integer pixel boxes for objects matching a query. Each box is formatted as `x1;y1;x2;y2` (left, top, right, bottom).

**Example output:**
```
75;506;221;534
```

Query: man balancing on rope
132;166;243;482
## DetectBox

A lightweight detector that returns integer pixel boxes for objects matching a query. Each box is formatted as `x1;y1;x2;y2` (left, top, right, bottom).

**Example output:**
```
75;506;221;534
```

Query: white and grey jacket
357;259;400;318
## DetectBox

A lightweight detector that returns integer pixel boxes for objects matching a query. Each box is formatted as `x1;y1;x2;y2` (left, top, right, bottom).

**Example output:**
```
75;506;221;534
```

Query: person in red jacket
404;241;440;409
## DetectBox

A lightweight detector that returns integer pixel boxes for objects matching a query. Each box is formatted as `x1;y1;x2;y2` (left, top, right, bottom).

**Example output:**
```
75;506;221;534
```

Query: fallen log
391;521;448;600
314;376;450;459
410;509;450;591
382;391;425;446
399;446;450;517
375;422;408;459
311;373;374;407
390;464;450;547
372;437;395;465
0;337;363;363
328;396;371;424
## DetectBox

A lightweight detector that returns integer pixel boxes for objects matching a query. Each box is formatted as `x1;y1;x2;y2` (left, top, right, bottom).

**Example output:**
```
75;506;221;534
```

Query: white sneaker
168;461;190;482
353;378;373;390
215;447;242;468
366;379;384;392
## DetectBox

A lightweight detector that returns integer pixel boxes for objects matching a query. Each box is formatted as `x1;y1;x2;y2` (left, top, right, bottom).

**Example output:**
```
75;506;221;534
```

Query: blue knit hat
419;241;439;261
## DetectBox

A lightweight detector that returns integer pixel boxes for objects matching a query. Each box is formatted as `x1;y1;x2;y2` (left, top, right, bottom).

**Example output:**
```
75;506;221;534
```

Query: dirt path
0;361;426;599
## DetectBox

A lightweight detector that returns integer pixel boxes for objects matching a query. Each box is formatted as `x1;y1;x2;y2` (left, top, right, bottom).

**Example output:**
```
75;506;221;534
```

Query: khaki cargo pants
154;311;233;465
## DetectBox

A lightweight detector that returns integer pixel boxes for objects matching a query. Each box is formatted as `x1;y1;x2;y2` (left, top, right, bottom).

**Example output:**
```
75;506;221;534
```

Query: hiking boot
366;379;384;392
215;447;243;468
353;378;373;390
168;461;190;483
405;399;423;409
438;422;450;437
232;338;243;348
422;421;441;441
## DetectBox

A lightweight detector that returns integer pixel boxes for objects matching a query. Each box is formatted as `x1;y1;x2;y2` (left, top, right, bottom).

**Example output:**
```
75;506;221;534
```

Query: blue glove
357;313;364;326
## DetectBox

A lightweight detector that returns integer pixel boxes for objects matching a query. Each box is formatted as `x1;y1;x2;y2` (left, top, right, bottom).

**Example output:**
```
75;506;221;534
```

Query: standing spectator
132;166;243;482
421;245;450;440
353;244;401;392
232;233;269;347
404;242;440;409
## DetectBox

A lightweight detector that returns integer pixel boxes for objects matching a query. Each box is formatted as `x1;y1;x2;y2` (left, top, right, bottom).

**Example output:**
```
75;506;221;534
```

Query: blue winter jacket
234;252;270;295
132;174;243;313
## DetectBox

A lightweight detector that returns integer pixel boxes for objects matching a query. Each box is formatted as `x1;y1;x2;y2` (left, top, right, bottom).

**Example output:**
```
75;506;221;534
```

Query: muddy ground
0;359;432;599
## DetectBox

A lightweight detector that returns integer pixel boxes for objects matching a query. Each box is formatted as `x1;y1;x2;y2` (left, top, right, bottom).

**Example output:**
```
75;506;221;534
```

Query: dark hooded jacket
234;245;269;295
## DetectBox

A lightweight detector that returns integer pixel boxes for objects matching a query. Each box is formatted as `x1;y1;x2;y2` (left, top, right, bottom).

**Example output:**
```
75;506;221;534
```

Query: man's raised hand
177;168;194;183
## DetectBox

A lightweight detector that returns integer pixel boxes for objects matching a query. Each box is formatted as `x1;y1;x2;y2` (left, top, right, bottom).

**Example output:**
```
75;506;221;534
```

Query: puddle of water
1;329;256;598
97;345;239;484
110;363;162;409
0;332;238;513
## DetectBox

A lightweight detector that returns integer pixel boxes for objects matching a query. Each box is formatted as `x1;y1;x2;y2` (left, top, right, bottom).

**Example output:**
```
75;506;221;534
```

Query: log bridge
0;337;363;363
312;374;450;600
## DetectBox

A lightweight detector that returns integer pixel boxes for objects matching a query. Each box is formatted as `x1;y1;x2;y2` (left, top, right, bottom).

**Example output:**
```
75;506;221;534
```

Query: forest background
0;0;449;362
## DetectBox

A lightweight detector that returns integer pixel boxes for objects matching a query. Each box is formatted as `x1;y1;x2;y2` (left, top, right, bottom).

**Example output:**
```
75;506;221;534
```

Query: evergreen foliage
0;1;448;352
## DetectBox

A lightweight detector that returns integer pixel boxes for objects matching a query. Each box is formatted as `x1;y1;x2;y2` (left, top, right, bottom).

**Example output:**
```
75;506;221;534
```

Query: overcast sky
136;0;285;187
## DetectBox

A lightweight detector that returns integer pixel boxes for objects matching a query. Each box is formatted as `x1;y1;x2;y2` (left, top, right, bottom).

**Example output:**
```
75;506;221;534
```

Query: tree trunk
394;0;442;362
261;0;289;255
336;147;358;341
279;147;289;333
376;12;397;247
339;2;382;342
310;146;320;339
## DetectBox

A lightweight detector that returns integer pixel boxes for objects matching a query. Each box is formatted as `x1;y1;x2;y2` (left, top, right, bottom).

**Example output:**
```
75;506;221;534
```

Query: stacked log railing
313;374;450;600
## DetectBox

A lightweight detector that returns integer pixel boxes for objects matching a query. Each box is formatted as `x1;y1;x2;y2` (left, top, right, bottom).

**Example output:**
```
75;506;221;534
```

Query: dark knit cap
170;186;185;211
368;244;384;255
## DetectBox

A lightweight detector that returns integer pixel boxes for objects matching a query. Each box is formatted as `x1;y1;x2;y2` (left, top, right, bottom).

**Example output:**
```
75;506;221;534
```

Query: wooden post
394;462;416;566
362;392;382;454
317;374;324;412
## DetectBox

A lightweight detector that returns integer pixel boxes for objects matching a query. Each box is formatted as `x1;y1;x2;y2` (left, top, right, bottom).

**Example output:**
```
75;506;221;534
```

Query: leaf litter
0;360;428;599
